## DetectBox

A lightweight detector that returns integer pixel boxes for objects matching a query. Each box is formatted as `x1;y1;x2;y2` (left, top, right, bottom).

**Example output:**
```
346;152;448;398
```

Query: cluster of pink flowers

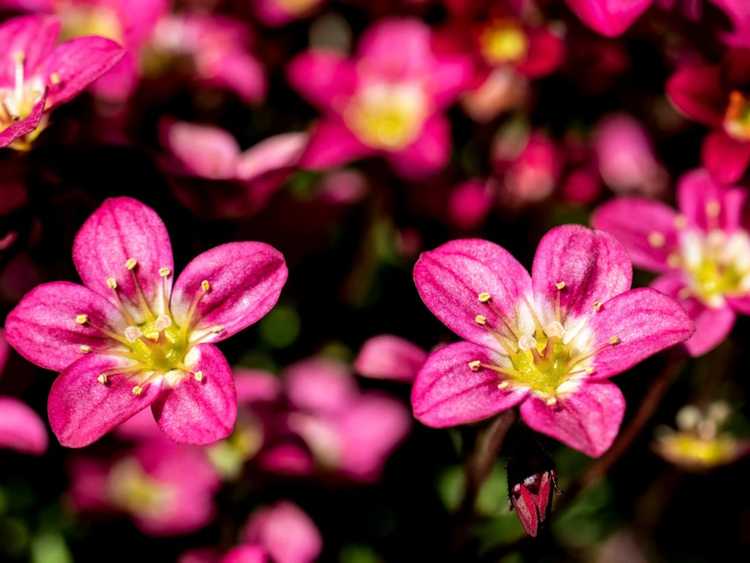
1;0;750;559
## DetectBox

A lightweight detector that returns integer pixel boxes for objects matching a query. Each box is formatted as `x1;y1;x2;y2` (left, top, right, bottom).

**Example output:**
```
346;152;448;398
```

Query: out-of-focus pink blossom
288;18;474;179
594;113;667;197
447;178;495;230
355;334;427;382
561;167;602;204
412;226;693;456
241;501;322;563
70;439;220;535
566;0;653;37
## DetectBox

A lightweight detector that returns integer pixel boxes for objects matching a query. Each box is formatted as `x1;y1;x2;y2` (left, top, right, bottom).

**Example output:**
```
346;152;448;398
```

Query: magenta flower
354;334;427;383
594;169;750;356
5;197;287;447
566;0;653;37
666;50;750;184
0;329;48;454
69;438;220;535
412;225;693;456
0;14;125;149
288;18;473;179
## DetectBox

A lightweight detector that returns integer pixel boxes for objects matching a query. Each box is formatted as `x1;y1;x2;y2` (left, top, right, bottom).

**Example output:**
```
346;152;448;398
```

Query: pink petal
0;329;9;373
565;0;652;37
520;380;625;457
0;397;47;454
171;242;287;341
701;131;750;185
414;239;532;350
0;15;59;84
354;335;427;382
152;344;237;445
388;115;451;179
284;358;357;415
242;501;322;563
592;197;679;272
206;50;267;104
287;50;356;111
222;546;268;563
651;273;735;356
589;288;694;378
236;132;308;182
431;54;475;108
531;225;632;320
44;36;126;108
677;168;747;232
5;281;126;371
411;341;528;428
357;19;432;77
162;121;240;180
48;354;161;448
73;197;174;314
299;119;375;171
234;369;282;404
0;94;46;148
68;457;110;511
117;0;168;47
666;66;726;126
518;28;566;78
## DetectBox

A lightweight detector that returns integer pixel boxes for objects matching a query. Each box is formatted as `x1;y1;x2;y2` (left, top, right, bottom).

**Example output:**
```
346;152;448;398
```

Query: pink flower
666;50;750;183
252;0;323;27
354;334;427;383
5;197;287;447
241;501;322;563
566;0;653;37
593;169;750;356
69;438;220;535
447;179;494;231
412;225;693;456
0;14;125;149
161;120;307;219
288;18;473;179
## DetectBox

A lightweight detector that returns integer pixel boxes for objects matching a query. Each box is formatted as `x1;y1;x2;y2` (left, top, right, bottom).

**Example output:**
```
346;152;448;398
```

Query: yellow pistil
479;20;529;65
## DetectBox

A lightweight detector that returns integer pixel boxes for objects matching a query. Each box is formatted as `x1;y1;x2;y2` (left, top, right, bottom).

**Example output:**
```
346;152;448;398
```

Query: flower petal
0;397;47;454
592;197;679;272
287;49;356;111
520;380;624;457
0;94;46;148
701;131;750;186
44;36;126;107
72;197;174;315
589;288;694;378
161;120;240;180
221;546;268;563
412;341;528;428
152;344;236;445
388;115;451;179
666;65;726;126
651;273;735;356
414;239;532;349
677;168;747;232
565;0;651;37
299;118;375;170
0;15;59;84
171;242;287;341
284;358;357;415
48;354;161;448
354;335;426;382
5;281;126;371
532;225;632;320
241;502;322;563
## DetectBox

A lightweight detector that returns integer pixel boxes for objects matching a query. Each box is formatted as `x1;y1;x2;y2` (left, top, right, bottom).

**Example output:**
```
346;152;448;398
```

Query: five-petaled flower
594;168;750;356
4;197;287;447
0;14;125;149
411;224;693;456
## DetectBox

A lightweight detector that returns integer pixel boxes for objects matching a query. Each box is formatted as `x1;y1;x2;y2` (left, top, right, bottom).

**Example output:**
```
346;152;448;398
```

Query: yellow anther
674;215;687;229
497;381;510;390
106;277;118;289
79;344;91;353
75;314;88;325
545;397;558;406
194;371;204;382
200;280;211;292
159;266;171;277
555;281;566;290
131;385;143;396
468;360;482;371
97;373;108;384
125;258;138;270
478;292;492;303
608;336;621;345
49;72;61;85
144;330;160;341
706;200;721;218
592;300;603;312
648;231;666;248
474;314;487;325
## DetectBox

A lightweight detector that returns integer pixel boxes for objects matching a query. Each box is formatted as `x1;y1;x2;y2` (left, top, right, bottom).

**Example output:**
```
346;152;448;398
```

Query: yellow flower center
345;82;428;150
108;459;173;517
724;90;750;141
480;21;529;65
60;5;123;43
